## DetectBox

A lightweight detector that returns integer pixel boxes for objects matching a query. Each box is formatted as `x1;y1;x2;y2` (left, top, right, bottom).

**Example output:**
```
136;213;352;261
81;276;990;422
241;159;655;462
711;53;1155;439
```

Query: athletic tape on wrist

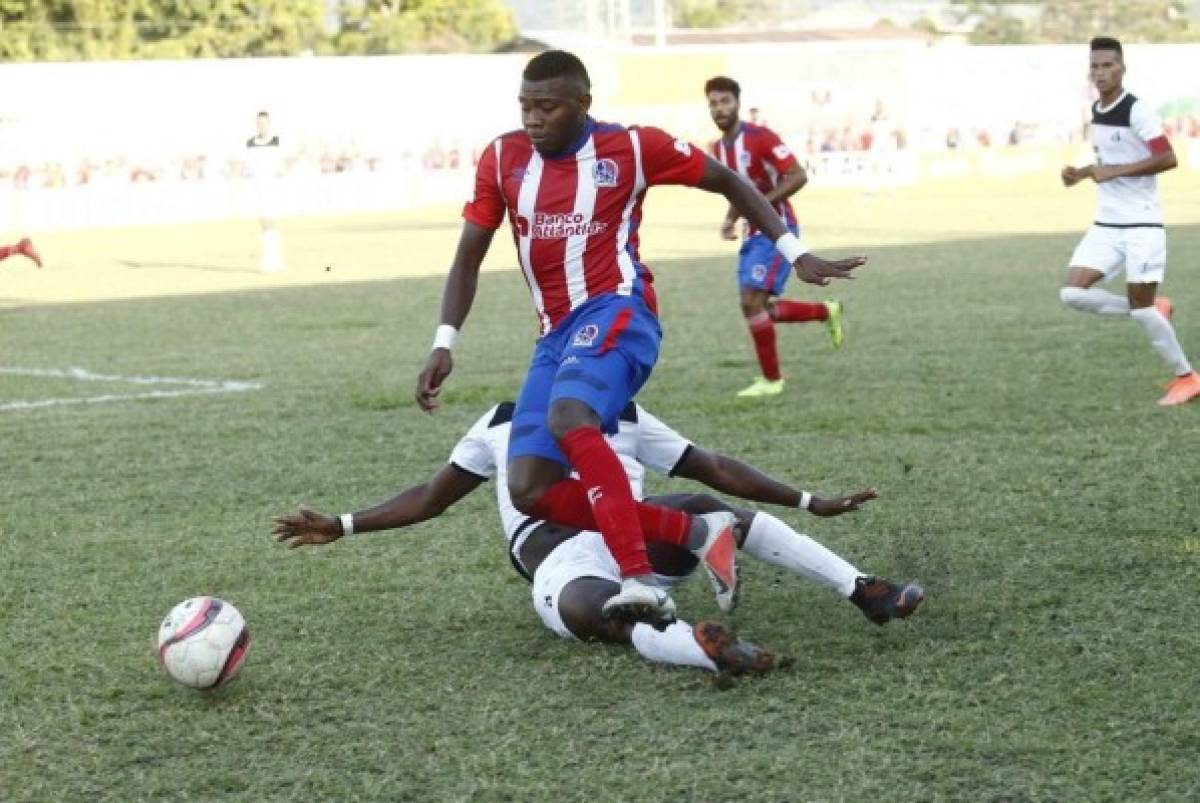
339;513;355;537
775;232;809;263
798;492;813;511
432;324;458;352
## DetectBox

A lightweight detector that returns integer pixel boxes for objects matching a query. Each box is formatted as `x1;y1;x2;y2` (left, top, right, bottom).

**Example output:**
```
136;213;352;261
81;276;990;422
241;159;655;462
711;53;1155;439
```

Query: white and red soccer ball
157;596;251;690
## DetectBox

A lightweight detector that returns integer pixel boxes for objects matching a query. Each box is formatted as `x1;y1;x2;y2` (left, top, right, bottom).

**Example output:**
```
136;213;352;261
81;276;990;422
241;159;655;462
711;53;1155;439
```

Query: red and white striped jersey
710;122;799;236
463;118;708;334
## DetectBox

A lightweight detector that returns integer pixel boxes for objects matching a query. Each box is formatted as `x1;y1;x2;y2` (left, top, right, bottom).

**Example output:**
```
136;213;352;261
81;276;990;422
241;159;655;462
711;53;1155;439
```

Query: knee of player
507;476;547;514
547;399;600;441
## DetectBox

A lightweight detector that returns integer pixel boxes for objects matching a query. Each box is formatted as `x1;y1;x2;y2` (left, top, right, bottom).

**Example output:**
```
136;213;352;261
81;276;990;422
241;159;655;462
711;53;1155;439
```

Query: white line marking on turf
0;366;262;412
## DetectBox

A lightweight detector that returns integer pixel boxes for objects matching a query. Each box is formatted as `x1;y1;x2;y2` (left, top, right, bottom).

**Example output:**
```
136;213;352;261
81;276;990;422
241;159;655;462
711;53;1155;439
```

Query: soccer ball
157;596;251;690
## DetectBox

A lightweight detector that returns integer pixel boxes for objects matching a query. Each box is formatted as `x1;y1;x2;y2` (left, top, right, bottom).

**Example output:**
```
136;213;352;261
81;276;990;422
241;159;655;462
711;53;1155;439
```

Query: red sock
773;299;828;322
529;479;691;548
551;427;653;577
747;312;782;381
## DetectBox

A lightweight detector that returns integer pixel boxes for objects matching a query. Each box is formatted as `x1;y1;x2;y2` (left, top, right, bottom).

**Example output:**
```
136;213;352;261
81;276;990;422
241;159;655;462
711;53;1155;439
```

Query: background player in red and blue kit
416;51;864;624
706;76;842;398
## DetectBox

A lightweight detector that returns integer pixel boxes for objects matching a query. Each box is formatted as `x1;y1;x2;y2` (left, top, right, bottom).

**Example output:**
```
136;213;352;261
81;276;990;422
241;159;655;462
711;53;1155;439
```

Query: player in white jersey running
272;402;924;682
1059;37;1200;407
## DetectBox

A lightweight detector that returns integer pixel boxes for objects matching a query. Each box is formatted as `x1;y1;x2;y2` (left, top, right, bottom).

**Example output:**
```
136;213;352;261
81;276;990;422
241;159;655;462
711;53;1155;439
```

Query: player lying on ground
0;238;41;268
273;402;924;680
417;50;867;626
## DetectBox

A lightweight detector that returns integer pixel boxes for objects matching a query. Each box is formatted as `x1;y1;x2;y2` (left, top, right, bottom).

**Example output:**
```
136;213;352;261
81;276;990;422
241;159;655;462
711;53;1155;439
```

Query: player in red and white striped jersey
416;51;865;626
1059;37;1199;406
706;76;842;398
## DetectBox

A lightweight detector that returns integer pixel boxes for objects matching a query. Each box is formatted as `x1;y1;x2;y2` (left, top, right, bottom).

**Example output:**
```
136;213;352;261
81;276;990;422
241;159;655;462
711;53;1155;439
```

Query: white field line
0;366;262;412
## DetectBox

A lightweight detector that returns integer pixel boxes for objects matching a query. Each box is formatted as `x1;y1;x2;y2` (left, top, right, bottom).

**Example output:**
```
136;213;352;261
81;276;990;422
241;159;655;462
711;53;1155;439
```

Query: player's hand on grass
808;488;878;517
272;505;341;548
793;253;866;286
416;348;453;413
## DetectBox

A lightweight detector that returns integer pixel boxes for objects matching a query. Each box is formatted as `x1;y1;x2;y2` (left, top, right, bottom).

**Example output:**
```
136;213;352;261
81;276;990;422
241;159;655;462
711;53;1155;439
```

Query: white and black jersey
446;401;693;577
1090;92;1167;227
245;134;282;180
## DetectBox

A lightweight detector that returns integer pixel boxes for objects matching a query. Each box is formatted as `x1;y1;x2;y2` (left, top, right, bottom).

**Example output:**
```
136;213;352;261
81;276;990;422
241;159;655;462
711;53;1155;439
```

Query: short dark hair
704;76;740;99
523;50;590;91
1090;36;1123;56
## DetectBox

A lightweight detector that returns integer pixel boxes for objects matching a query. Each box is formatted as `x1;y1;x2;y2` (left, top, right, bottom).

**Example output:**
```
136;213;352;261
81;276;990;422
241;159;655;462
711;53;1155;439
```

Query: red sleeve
636;126;708;187
1147;135;1172;155
461;140;506;230
758;127;799;173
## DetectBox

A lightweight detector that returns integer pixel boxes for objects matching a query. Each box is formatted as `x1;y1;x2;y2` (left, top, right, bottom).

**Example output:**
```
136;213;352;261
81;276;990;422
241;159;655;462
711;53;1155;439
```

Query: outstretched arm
416;220;496;412
272;464;487;548
697;157;864;286
672;445;876;517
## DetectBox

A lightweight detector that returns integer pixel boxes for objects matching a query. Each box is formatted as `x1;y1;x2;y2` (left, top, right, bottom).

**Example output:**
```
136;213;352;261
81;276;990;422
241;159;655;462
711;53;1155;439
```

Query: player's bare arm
722;164;807;234
673;444;878;516
416;221;496;412
1092;147;1177;182
272;464;486;548
698;157;865;287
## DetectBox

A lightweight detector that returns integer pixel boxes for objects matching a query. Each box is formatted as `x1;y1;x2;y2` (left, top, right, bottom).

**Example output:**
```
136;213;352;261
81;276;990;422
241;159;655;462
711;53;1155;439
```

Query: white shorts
1068;225;1166;284
530;531;689;641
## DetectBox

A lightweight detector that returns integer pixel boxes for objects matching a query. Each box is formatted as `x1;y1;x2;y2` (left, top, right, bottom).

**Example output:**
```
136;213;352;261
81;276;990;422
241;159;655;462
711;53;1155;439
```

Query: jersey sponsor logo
673;139;692;156
530;212;608;239
572;324;600;347
592;158;619;187
772;144;791;159
586;485;604;505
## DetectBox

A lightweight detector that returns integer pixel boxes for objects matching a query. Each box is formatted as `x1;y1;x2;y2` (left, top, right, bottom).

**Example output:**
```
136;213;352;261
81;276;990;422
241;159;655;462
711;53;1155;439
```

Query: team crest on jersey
751;264;768;281
739;151;752;165
673;139;692;156
592;158;619;187
772;144;792;159
572;324;600;347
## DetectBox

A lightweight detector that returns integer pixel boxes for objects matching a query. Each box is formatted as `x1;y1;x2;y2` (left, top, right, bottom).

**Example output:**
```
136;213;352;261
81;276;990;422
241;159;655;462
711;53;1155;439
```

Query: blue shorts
737;225;799;295
509;293;661;466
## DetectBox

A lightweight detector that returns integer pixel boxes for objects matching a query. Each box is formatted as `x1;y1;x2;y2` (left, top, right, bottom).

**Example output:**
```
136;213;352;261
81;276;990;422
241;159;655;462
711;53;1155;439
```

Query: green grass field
3;171;1199;802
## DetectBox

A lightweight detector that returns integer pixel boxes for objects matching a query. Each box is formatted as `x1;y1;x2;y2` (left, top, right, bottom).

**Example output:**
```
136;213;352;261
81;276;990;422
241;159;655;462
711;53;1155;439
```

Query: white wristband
339;513;355;537
432;324;458;352
775;232;809;263
798;492;813;511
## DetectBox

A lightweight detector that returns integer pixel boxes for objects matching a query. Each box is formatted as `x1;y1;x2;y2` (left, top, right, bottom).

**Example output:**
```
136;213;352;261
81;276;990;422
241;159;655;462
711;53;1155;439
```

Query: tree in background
332;0;516;56
955;0;1200;44
0;0;516;61
671;0;785;29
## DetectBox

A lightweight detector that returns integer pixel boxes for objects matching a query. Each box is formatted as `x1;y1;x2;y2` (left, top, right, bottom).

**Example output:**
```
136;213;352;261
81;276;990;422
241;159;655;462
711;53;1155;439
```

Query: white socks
1061;288;1194;376
261;227;283;272
630;621;717;672
742;512;861;598
1060;286;1129;316
1130;307;1193;376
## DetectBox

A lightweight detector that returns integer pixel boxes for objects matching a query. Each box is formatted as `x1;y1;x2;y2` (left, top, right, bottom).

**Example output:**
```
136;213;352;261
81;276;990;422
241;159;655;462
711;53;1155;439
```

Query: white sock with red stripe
630;620;718;672
1059;287;1128;316
743;512;861;598
1130;306;1193;376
